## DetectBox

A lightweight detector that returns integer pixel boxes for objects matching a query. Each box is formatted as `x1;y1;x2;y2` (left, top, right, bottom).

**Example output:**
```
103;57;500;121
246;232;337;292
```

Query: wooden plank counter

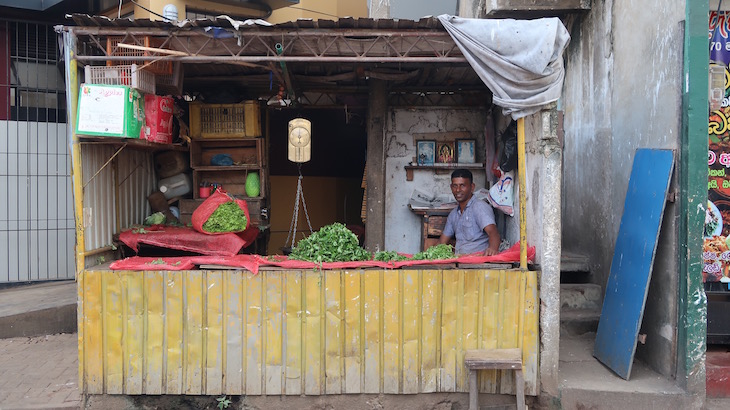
78;268;539;396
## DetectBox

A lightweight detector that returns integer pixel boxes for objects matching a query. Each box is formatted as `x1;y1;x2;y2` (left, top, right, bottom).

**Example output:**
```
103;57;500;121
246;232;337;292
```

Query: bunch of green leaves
411;244;455;260
289;222;371;262
144;212;167;226
373;250;408;262
203;201;247;233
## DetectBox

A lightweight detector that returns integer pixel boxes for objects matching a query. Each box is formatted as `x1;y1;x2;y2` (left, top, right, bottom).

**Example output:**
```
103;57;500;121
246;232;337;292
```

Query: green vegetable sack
289;222;370;263
202;201;248;233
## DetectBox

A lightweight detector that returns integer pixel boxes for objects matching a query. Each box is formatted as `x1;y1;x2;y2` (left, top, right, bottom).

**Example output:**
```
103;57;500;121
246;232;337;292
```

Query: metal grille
0;20;74;282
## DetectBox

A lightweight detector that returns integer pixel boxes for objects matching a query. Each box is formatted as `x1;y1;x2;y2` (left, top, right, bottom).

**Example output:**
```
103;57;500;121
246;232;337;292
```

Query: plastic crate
156;62;184;96
189;101;261;138
84;64;156;95
106;36;174;75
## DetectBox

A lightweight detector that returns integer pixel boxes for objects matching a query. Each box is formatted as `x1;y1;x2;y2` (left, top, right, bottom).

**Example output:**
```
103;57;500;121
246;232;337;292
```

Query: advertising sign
705;11;730;282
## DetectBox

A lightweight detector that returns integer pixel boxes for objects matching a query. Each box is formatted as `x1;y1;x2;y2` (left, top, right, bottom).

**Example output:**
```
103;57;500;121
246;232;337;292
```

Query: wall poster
705;11;730;282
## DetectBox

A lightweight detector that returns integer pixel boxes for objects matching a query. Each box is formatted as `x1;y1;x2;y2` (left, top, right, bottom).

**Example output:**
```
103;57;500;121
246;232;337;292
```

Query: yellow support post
517;118;528;270
63;29;85;275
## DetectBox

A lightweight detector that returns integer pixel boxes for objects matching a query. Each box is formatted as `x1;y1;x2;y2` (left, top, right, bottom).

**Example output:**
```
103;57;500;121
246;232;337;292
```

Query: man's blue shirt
442;195;496;255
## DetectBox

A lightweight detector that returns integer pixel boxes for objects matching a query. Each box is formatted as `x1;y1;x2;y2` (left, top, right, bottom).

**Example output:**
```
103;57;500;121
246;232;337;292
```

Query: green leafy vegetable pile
144;212;167;226
373;250;408;262
289;222;370;262
203;201;248;233
411;244;455;260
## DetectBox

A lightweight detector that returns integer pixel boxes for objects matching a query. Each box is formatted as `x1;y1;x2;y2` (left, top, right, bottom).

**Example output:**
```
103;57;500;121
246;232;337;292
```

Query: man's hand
484;247;499;257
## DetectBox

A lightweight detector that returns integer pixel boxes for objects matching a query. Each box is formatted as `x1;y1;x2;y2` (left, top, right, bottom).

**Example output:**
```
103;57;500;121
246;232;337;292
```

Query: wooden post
365;79;387;251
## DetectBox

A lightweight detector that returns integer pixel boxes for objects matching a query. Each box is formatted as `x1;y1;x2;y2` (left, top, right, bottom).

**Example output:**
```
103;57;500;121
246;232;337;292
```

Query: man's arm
437;233;452;245
483;224;500;256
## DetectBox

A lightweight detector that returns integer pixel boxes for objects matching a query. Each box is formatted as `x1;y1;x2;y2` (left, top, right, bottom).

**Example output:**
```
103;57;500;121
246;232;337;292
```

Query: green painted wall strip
680;0;709;393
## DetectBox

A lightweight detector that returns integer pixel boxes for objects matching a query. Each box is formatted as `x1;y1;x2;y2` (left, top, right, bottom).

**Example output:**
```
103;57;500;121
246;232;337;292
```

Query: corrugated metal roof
65;13;446;31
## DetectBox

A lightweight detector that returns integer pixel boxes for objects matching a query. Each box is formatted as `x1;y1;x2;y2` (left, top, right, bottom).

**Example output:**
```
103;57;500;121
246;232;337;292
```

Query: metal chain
286;164;314;248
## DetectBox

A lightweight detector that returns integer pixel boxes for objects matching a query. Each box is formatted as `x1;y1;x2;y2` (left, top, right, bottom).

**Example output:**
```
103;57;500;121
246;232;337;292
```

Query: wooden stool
464;348;525;410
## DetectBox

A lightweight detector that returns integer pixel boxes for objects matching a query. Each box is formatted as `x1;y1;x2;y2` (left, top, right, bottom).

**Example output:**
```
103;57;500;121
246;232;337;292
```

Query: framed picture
436;141;455;164
417;140;436;165
456;139;476;163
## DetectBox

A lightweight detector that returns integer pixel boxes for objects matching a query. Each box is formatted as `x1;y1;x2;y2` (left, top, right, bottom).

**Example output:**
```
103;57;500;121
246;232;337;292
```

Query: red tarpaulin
110;242;535;273
118;225;258;257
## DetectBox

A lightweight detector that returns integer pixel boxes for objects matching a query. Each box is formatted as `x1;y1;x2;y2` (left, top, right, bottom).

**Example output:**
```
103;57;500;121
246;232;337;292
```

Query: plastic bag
211;153;234;166
487;169;515;216
192;188;250;235
499;121;518;173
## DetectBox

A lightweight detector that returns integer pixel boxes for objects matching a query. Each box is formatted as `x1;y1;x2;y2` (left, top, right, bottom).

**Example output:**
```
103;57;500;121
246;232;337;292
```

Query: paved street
0;333;81;410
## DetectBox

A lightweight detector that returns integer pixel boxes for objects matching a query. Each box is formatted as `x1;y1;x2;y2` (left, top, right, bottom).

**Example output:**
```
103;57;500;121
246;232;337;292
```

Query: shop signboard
705;11;730;282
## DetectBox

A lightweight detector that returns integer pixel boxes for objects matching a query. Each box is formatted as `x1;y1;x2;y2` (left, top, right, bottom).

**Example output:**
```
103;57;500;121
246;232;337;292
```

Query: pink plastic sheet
118;225;257;257
110;242;535;273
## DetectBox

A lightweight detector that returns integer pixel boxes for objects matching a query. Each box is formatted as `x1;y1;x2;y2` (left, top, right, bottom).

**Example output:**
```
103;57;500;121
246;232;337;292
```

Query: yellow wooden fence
78;268;539;396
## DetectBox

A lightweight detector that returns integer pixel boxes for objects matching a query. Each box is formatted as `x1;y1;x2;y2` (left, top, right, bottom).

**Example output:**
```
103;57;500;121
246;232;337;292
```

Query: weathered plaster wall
562;0;684;379
383;108;488;254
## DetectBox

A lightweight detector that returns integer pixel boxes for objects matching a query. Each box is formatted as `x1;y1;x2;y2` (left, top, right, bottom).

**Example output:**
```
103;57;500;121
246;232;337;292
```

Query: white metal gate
0;20;74;282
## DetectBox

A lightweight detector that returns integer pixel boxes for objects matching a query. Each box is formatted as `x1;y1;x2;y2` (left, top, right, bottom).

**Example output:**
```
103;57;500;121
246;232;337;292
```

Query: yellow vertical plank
498;270;521;394
245;271;263;395
206;271;224;395
265;271;283;395
104;271;123;394
522;271;540;395
458;270;480;392
285;270;302;395
343;270;361;393
165;272;184;394
125;273;144;394
401;270;419;394
82;271;103;394
420;269;440;393
304;270;323;395
382;271;400;394
480;270;500;393
225;271;243;394
454;270;465;393
362;270;380;393
324;270;343;394
144;272;164;394
440;269;458;392
185;271;204;395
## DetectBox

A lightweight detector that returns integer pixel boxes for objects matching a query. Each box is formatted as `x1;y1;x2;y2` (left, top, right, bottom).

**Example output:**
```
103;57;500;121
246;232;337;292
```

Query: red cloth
192;188;250;235
118;225;249;256
111;242;536;273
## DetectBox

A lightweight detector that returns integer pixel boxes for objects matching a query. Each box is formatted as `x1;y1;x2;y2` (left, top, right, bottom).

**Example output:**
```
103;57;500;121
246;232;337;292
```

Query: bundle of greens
289;222;370;263
373;250;408;262
202;201;248;233
411;244;455;260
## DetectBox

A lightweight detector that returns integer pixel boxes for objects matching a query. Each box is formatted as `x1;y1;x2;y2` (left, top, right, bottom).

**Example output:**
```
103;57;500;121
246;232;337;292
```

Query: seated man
438;169;501;256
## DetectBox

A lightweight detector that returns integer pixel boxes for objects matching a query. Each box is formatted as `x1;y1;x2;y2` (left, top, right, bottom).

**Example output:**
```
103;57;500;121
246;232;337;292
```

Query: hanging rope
285;163;313;248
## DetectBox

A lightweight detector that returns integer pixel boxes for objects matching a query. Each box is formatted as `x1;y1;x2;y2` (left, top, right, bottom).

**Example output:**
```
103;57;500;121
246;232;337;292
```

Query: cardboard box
141;95;174;144
76;84;144;138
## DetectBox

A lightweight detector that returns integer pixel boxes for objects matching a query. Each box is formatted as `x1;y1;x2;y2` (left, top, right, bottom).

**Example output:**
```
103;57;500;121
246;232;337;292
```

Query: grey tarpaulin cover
438;15;570;119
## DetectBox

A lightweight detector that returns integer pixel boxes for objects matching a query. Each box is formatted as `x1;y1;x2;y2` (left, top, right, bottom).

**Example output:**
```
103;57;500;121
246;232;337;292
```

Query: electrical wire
285;6;340;19
130;0;169;21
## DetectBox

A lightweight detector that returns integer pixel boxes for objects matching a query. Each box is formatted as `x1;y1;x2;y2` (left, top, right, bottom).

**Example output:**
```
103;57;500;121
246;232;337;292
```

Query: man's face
450;177;474;204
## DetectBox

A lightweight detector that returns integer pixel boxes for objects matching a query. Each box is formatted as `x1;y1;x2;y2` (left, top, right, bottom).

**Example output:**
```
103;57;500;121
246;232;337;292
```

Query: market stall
61;14;566;400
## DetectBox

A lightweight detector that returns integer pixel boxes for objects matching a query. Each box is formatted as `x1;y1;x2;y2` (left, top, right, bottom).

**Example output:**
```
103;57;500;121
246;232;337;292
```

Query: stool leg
515;368;526;410
469;369;478;410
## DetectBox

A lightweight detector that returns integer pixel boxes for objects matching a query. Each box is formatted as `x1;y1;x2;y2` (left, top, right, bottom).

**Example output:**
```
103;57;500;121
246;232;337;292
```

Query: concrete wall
562;0;685;378
383;108;488;254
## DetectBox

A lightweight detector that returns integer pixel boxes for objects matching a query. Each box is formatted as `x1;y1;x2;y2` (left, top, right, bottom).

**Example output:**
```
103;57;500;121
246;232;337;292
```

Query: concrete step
559;336;702;409
560;308;600;337
0;281;77;339
560;283;603;311
561;250;591;273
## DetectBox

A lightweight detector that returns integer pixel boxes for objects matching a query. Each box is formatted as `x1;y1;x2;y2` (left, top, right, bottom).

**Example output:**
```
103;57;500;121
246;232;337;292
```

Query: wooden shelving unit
404;163;485;181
